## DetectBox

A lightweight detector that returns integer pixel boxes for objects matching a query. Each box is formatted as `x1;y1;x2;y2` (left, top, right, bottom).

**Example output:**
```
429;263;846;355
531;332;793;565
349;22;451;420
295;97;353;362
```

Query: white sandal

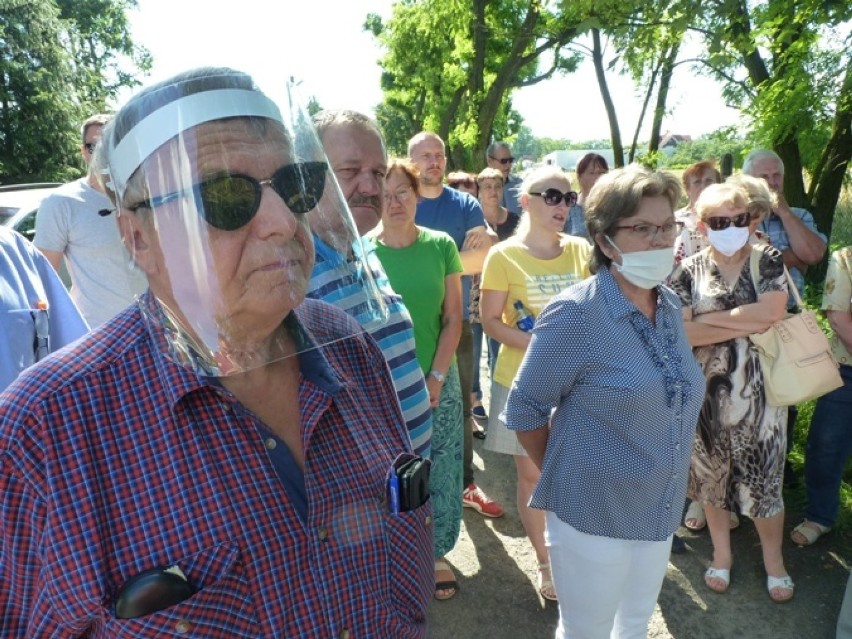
790;520;830;546
684;501;706;531
537;562;557;601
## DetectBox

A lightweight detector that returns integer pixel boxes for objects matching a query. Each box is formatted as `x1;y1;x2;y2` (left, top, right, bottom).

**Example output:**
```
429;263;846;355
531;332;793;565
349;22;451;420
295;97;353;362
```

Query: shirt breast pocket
102;542;259;638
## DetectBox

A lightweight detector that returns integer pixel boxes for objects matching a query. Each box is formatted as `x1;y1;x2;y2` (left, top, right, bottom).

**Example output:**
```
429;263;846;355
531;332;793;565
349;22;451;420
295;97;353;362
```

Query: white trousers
545;512;672;639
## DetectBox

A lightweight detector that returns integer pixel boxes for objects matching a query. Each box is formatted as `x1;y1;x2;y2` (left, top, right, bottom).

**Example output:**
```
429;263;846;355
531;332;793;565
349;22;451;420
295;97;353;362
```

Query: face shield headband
105;77;388;376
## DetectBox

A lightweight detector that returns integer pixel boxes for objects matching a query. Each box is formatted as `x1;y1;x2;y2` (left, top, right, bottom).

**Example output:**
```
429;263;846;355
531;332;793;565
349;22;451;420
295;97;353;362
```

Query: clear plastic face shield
101;69;387;376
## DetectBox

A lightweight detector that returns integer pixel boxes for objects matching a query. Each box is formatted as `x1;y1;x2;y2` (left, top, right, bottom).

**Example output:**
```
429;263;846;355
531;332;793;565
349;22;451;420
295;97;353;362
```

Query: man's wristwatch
429;369;446;383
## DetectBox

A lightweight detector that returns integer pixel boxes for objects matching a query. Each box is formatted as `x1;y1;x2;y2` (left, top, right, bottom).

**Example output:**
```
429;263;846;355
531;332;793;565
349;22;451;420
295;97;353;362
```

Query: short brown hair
695;183;749;221
681;160;721;190
386;157;421;199
585;166;681;273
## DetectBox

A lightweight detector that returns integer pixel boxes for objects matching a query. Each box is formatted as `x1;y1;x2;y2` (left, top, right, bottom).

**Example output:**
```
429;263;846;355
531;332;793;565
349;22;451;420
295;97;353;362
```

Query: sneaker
472;404;488;420
462;483;504;518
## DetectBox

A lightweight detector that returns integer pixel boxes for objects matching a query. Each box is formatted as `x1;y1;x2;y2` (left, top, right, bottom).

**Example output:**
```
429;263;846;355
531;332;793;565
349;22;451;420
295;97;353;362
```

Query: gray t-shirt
34;178;146;327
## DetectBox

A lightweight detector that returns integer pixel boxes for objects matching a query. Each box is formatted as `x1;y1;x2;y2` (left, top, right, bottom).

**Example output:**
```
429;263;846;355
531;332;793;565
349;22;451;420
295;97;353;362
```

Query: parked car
0;183;61;240
0;183;70;286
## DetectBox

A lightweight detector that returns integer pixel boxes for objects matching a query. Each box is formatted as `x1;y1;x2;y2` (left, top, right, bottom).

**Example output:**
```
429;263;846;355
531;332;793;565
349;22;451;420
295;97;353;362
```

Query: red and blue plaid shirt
0;294;433;638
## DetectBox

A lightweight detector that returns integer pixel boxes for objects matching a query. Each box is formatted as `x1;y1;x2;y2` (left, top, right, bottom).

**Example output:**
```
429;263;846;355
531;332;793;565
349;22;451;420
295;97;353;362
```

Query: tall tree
688;0;852;257
367;0;583;170
0;0;149;183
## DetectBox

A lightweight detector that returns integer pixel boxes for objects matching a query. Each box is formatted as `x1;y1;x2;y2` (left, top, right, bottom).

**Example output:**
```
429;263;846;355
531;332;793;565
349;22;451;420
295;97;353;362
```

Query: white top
34;178;147;327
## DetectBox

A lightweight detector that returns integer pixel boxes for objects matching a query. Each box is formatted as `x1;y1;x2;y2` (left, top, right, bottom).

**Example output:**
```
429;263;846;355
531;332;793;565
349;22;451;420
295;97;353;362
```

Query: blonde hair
725;173;776;223
695;183;749;220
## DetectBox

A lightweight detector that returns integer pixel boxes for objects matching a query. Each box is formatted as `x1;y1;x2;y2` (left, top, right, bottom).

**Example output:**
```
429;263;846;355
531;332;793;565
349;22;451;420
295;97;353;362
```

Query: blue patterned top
758;207;826;300
504;267;706;540
309;235;433;456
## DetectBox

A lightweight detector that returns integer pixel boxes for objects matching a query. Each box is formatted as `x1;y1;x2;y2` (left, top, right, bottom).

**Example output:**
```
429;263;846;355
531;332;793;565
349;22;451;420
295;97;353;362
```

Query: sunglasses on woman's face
448;178;474;189
529;188;578;207
705;211;751;231
130;162;327;231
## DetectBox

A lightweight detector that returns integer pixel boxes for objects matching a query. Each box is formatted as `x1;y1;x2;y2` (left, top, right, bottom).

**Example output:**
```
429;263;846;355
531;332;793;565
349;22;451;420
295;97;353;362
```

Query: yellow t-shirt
821;246;852;365
480;235;591;387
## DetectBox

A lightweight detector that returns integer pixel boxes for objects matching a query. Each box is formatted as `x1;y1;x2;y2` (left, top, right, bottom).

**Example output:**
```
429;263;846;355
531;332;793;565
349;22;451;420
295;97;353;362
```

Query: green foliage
663;127;749;169
0;0;149;183
369;0;582;169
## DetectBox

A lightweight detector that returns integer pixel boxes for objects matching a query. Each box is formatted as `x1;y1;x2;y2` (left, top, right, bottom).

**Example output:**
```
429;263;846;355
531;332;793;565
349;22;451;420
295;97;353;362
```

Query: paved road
427;436;850;639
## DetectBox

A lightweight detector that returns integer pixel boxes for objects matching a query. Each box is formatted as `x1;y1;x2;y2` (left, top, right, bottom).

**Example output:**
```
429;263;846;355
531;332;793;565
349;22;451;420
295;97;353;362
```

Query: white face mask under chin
706;226;750;256
605;236;675;289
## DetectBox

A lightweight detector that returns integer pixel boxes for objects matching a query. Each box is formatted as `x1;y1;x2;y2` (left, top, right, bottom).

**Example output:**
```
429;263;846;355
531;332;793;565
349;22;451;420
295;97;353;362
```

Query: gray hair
486;141;511;159
742;149;784;176
585;166;681;274
312;109;384;151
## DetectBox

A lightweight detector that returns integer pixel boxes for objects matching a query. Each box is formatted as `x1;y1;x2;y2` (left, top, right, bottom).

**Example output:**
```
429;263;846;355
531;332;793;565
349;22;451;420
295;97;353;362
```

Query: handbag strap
748;245;803;310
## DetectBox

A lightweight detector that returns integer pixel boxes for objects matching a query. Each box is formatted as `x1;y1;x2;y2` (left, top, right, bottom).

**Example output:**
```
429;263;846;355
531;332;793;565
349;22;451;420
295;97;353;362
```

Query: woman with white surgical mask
504;166;706;638
670;183;794;604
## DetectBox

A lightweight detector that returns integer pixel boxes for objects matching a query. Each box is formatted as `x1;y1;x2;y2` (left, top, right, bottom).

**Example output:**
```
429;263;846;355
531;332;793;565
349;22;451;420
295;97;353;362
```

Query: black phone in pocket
397;457;430;512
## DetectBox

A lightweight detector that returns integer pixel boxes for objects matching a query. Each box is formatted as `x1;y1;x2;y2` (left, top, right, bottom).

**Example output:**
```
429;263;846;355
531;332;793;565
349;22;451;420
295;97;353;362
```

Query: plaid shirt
0;294;433;638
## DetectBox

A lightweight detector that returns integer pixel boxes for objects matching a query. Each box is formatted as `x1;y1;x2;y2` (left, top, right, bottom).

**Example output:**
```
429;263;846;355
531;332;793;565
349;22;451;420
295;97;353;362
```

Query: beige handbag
748;248;842;406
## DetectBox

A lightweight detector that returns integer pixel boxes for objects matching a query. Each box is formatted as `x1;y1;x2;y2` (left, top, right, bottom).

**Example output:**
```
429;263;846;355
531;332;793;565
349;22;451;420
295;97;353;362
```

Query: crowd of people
0;65;850;638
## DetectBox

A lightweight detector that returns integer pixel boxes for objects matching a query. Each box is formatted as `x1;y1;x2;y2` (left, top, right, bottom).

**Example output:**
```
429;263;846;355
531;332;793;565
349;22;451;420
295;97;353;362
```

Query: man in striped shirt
310;110;432;456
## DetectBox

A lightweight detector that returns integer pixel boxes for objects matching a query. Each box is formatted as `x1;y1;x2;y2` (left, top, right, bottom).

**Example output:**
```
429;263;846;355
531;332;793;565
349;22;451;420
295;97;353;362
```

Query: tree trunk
805;58;852;285
648;42;680;162
591;29;624;167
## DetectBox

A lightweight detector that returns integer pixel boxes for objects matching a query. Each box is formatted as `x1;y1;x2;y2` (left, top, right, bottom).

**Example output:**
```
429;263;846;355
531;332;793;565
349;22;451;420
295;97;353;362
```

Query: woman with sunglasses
679;174;774;534
503;166;706;637
670;182;794;603
368;158;465;601
480;166;590;603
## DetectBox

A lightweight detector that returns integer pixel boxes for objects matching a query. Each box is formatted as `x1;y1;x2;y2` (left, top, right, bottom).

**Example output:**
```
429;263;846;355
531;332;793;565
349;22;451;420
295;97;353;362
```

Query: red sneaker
462;483;504;518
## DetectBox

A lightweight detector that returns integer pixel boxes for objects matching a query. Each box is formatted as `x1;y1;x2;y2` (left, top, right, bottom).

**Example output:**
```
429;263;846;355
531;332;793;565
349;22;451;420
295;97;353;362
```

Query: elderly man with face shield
0;68;433;638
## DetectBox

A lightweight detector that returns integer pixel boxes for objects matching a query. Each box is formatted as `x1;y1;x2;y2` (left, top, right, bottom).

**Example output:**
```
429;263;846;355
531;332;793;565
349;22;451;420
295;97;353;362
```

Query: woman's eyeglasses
447;179;474;190
705;212;751;231
129;161;327;231
613;221;684;241
383;187;413;204
489;156;514;165
529;188;578;207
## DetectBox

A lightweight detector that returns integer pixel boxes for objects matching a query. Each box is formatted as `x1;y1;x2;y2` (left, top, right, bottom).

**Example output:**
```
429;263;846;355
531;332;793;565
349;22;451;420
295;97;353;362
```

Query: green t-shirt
371;227;463;374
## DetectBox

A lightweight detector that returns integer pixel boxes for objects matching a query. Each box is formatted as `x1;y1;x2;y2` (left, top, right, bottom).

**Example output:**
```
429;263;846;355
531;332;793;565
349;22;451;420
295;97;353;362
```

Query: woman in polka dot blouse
504;166;706;638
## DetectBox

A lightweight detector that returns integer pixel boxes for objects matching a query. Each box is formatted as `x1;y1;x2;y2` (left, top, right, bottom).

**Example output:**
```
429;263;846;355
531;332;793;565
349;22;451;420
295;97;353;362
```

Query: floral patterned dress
670;244;788;518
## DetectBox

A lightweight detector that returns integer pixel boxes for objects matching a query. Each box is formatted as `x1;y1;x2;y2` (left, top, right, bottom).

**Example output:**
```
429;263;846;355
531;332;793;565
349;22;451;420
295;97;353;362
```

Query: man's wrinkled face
126;118;314;342
321;123;387;235
749;158;784;195
409;137;446;187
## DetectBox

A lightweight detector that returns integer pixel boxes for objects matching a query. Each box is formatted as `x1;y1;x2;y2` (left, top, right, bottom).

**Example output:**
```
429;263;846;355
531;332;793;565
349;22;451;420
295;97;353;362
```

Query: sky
124;0;744;144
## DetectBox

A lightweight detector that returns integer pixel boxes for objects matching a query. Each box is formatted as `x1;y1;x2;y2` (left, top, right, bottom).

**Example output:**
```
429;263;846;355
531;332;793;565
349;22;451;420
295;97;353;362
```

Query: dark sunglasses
489;155;515;165
529;188;578;207
84;142;97;153
448;178;474;189
705;212;751;231
130;161;327;231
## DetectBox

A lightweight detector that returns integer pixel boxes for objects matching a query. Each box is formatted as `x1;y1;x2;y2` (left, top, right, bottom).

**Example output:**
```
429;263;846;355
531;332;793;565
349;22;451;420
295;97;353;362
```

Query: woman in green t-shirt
368;158;464;601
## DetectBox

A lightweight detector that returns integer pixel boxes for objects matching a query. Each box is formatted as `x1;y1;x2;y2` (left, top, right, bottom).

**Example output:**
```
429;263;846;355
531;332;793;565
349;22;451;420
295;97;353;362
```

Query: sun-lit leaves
0;0;149;182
